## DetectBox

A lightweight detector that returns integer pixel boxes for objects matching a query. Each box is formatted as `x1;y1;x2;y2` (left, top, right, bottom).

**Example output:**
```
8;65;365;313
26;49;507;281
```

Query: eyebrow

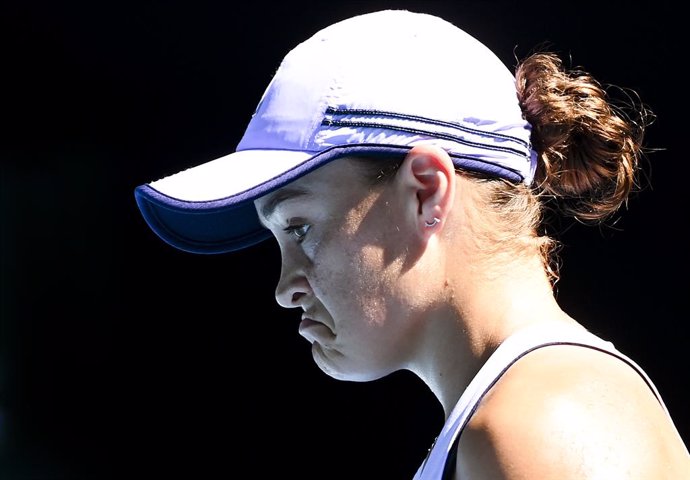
259;186;310;224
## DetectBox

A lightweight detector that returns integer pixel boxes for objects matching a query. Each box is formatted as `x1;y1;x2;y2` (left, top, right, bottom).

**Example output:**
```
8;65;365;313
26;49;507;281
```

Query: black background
2;1;687;479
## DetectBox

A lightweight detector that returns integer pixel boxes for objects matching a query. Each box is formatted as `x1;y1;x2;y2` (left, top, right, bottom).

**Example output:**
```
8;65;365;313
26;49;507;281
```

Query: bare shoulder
456;343;690;479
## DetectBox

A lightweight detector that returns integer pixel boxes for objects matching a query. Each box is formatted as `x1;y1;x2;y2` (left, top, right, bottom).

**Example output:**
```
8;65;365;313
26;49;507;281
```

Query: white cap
134;9;536;254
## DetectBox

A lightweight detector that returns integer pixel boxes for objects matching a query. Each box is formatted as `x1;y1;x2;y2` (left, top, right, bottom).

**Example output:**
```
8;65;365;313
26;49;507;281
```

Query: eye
284;223;311;242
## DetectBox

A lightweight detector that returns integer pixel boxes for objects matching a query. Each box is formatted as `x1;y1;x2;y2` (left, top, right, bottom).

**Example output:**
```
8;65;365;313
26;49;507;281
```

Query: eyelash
283;224;310;242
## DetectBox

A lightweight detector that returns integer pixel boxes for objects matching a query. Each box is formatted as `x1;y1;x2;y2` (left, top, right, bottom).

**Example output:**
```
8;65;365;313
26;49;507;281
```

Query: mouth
298;316;335;343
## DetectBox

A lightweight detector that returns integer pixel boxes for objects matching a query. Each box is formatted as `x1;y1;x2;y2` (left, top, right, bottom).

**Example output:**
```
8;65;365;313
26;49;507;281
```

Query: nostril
275;285;307;309
275;270;311;309
291;291;306;305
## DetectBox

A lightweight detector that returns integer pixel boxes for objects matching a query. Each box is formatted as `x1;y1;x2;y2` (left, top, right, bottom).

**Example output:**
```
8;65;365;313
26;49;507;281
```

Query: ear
397;144;456;237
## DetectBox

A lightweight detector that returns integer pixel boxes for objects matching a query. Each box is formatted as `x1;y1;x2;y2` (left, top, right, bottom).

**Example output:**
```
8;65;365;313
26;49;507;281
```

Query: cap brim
134;149;318;254
134;145;413;254
134;184;272;254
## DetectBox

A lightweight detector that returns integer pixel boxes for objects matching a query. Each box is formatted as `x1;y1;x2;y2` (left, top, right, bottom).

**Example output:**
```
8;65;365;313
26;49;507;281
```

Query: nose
274;253;311;309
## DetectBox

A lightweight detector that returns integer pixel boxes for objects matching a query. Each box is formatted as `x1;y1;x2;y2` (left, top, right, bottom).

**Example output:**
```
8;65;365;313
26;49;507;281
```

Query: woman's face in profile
254;158;422;381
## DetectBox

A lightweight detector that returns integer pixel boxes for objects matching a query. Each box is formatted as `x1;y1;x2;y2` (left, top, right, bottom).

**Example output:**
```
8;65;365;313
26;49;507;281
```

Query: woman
134;9;690;478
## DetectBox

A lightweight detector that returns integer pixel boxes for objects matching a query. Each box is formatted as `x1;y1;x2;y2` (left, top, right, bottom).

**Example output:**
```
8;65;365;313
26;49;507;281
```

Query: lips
299;318;320;330
298;317;335;343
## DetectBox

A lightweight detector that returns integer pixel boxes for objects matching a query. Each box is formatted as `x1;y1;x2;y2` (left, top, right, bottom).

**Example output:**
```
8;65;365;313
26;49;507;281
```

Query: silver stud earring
425;217;441;228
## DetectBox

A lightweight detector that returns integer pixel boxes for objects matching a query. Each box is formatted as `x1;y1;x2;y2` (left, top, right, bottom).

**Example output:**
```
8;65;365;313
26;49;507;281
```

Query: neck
409;259;581;418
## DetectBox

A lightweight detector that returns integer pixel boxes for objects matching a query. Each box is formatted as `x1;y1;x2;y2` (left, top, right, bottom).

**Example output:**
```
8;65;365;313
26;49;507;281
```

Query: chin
312;344;384;382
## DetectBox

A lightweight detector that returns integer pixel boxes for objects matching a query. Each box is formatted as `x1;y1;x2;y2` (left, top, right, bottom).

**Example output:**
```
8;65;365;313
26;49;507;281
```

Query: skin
254;145;690;479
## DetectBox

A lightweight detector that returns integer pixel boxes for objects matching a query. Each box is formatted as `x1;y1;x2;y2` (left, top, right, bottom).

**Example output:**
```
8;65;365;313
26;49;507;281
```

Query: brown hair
463;51;654;283
355;51;654;284
516;51;653;223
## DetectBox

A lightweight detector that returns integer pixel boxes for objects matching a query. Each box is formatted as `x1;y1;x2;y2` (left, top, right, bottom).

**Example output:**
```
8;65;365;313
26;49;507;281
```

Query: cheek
352;245;391;326
311;196;398;328
314;239;391;329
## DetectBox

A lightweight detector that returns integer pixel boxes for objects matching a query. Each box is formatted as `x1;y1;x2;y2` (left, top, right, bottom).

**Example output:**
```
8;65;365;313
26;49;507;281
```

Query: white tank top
412;323;671;480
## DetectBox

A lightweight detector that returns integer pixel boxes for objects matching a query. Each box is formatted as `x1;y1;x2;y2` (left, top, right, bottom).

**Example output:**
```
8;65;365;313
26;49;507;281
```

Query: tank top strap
413;323;668;480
